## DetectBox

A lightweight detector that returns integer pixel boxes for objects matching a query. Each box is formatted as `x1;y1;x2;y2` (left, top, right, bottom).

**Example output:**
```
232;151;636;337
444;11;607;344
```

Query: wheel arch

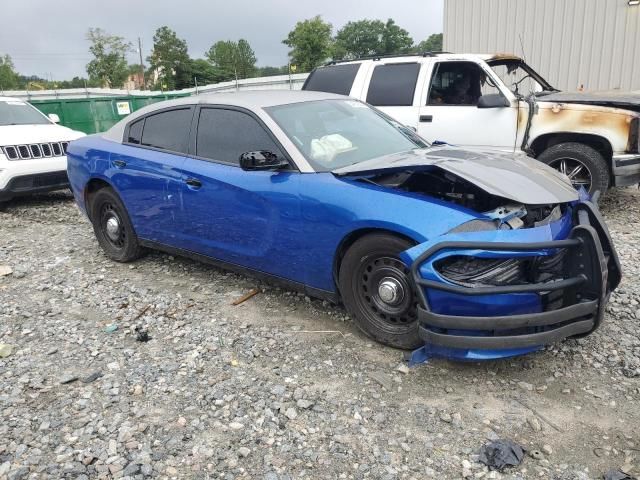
332;227;419;292
530;132;613;164
84;177;115;214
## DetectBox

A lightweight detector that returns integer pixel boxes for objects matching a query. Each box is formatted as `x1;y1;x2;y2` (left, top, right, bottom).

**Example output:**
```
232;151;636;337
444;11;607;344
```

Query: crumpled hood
539;91;640;112
333;147;579;205
0;124;85;147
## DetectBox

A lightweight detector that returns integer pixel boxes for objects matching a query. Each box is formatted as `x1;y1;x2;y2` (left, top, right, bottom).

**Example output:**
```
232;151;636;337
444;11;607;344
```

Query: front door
418;61;518;151
177;106;305;283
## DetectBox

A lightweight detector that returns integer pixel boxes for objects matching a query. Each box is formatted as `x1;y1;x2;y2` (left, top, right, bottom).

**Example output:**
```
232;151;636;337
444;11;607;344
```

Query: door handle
112;159;126;168
419;115;433;123
185;178;202;189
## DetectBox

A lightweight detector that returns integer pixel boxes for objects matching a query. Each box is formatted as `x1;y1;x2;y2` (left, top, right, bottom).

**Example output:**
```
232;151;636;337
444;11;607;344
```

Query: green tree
380;19;413;55
256;65;288;77
283;16;333;72
334;20;385;59
333;18;413;60
206;39;256;81
189;58;224;86
85;28;132;88
148;26;190;90
414;33;443;53
0;54;19;90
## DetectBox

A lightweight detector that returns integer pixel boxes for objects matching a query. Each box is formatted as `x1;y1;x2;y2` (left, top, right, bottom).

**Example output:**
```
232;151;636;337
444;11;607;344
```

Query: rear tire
89;187;144;262
339;233;421;350
537;142;610;195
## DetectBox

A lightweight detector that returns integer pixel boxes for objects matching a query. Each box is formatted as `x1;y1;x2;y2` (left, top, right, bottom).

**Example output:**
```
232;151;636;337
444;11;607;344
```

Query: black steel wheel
537;142;610;195
339;233;421;350
89;187;144;262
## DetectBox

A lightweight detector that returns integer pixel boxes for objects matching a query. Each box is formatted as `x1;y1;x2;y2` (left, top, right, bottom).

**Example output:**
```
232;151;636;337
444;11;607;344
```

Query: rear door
177;106;304;282
417;60;518;150
361;61;428;130
109;106;192;243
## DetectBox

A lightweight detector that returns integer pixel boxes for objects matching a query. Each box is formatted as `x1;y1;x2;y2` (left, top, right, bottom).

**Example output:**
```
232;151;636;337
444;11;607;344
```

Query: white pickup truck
302;53;640;194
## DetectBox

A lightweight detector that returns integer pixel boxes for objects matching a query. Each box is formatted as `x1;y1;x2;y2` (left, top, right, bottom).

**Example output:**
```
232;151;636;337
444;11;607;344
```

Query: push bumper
408;201;621;352
612;153;640;187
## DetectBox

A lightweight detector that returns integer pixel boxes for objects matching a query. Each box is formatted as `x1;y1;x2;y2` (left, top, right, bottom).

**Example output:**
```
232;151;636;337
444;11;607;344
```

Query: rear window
140;108;192;153
303;64;360;95
126;119;144;144
366;63;420;107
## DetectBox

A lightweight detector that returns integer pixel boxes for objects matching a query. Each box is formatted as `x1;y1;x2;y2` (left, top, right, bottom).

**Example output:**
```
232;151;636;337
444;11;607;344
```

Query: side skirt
138;239;341;304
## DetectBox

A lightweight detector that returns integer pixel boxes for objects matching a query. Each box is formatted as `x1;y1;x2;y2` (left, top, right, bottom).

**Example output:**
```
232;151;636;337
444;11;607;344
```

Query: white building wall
444;0;640;92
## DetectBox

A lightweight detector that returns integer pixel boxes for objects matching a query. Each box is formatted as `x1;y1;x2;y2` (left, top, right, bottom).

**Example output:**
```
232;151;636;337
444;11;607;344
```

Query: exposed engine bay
361;168;565;230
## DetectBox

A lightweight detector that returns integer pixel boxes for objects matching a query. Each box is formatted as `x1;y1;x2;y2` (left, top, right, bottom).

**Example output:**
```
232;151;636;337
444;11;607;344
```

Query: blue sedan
66;91;620;360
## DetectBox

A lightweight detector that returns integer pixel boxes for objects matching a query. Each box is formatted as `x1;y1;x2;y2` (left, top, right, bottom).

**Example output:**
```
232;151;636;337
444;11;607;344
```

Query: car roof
102;90;348;143
0;96;26;102
320;53;523;66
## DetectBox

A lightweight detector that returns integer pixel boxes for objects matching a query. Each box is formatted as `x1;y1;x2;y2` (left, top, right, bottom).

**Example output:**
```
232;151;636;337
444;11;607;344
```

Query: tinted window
366;63;420;107
303;64;361;95
196;108;282;165
0;100;50;126
140;108;192;152
127;118;144;144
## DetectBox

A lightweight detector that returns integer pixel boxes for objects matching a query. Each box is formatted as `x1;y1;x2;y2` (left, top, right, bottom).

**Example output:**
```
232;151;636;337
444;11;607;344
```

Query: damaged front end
335;148;621;361
400;199;621;362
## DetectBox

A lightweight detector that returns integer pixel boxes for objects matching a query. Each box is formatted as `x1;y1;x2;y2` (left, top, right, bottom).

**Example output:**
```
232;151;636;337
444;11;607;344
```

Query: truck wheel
339;233;422;350
89;187;144;262
537;142;610;195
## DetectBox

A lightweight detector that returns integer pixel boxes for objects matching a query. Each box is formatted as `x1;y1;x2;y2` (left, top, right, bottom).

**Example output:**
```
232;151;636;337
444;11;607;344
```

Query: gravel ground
0;187;639;480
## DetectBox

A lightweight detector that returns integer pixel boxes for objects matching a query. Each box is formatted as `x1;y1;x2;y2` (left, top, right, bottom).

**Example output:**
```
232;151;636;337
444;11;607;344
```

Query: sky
2;0;444;81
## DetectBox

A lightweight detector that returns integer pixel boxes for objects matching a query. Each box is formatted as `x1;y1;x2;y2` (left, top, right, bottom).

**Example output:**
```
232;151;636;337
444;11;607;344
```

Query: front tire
89;187;143;262
537;142;610;195
339;233;421;350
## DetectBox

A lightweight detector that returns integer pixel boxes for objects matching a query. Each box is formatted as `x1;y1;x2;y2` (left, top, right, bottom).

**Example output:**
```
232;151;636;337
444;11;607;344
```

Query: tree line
0;17;442;91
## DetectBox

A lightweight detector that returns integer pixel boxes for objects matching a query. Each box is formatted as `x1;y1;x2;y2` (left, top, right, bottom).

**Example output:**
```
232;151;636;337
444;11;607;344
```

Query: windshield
0;100;51;126
487;59;556;97
266;99;427;172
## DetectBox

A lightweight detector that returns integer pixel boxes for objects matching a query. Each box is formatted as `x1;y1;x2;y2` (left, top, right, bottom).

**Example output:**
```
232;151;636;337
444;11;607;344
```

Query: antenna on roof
518;34;527;63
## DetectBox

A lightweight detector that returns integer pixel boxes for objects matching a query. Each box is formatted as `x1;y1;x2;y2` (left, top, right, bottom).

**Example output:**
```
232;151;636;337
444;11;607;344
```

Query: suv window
366;63;420;107
139;108;192;152
127;118;144;144
303;64;360;95
428;61;501;106
196;108;283;165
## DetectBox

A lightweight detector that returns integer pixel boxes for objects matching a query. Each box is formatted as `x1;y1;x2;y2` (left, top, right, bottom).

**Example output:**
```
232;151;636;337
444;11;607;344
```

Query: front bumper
0;171;69;201
0;154;69;201
612;153;640;187
406;201;621;353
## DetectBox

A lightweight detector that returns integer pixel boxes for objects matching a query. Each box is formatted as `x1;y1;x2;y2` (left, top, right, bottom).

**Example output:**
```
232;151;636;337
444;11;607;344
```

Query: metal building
443;0;640;92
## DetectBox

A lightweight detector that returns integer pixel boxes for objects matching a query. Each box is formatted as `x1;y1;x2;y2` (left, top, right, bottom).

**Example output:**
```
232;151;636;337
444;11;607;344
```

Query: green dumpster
29;93;190;134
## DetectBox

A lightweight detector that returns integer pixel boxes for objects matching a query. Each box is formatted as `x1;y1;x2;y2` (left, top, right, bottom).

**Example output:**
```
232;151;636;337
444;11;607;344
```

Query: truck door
418;61;518;151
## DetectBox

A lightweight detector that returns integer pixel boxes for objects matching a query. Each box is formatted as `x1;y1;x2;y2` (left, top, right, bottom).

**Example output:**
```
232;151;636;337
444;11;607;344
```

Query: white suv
0;96;85;202
302;53;640;194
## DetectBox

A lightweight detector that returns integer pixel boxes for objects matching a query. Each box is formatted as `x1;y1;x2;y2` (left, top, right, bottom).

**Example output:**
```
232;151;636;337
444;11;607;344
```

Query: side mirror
477;94;510;108
239;151;288;171
48;113;60;123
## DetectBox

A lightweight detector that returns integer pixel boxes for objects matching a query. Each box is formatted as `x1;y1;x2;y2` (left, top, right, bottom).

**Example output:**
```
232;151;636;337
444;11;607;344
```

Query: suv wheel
537;142;610;195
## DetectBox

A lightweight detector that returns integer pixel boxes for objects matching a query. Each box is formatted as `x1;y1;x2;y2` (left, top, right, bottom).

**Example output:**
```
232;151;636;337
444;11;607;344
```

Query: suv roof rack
323;52;451;66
